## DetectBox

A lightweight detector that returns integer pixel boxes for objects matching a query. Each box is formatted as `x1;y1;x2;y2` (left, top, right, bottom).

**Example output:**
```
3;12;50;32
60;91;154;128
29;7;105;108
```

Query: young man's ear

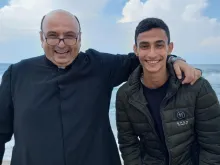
168;42;174;55
133;44;138;57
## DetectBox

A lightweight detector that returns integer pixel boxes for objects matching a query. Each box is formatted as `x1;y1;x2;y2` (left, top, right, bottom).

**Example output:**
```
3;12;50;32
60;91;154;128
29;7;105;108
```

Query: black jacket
116;65;220;165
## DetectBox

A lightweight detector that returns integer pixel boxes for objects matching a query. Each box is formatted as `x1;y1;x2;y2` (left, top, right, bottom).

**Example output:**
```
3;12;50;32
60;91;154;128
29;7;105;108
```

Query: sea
1;63;220;161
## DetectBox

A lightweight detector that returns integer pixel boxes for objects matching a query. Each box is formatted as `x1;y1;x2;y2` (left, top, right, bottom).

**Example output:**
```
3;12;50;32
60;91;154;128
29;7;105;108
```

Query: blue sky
0;0;8;7
203;0;220;19
0;0;220;64
1;0;219;20
90;0;220;22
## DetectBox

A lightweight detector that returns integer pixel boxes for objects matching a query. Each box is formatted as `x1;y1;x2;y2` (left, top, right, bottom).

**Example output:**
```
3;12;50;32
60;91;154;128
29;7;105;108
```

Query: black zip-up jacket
116;65;220;165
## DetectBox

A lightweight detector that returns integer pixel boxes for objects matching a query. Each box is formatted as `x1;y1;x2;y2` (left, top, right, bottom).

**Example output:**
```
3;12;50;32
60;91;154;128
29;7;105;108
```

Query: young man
116;18;220;165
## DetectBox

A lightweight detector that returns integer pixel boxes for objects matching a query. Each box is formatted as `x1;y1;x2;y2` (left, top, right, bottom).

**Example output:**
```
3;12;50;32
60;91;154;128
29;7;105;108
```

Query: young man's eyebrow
155;40;165;43
139;41;149;44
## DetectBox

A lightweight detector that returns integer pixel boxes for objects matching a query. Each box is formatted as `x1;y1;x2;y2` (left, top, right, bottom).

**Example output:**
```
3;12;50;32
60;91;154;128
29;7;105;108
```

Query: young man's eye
156;44;164;48
140;45;149;49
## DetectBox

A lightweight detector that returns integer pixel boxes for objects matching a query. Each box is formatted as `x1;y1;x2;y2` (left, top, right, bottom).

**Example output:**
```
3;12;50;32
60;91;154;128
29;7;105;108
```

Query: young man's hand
173;60;202;85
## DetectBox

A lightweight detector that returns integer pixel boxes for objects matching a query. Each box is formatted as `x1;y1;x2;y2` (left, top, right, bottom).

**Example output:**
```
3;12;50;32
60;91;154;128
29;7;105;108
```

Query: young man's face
134;28;173;74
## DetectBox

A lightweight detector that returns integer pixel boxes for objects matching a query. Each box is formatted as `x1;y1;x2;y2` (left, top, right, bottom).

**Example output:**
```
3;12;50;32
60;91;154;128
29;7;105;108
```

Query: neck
142;67;169;89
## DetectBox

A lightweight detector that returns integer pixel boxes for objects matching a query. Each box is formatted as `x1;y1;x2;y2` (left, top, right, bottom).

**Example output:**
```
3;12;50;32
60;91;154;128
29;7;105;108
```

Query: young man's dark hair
116;17;220;165
135;17;170;45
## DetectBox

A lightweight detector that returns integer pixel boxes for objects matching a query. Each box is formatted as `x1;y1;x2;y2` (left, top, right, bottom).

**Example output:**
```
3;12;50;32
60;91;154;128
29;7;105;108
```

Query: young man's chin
145;68;161;74
143;63;162;73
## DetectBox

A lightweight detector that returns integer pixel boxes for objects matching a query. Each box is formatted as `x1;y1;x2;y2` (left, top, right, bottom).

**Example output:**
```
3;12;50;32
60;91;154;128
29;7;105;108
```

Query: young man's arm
196;78;220;164
0;65;14;164
116;88;141;165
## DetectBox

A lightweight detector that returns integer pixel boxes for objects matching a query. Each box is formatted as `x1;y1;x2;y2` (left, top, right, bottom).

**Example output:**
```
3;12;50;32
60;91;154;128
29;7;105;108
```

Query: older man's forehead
42;11;80;32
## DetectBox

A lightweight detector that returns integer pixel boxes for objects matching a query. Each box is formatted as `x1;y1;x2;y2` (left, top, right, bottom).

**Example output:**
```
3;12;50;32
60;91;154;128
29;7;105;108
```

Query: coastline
2;161;10;165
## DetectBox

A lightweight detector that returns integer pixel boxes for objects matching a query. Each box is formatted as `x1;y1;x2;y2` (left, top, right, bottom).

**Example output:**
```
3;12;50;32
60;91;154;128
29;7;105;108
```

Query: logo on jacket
177;111;185;119
176;111;188;126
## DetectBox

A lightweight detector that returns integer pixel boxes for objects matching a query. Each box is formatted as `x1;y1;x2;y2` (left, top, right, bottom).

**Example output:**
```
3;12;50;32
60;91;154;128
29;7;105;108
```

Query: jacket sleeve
116;89;142;165
0;65;14;164
88;48;177;88
102;52;139;88
195;78;220;165
107;54;178;87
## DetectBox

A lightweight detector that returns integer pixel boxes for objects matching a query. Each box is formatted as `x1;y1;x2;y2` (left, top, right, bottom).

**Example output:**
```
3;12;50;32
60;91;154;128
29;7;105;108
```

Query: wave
0;72;219;87
203;72;220;85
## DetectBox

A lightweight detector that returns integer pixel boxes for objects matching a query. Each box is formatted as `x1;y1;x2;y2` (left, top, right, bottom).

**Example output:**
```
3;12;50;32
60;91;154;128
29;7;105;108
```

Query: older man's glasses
43;32;79;46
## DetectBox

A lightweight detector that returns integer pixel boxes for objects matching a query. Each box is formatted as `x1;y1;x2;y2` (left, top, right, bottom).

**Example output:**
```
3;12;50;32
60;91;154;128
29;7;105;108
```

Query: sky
0;0;220;64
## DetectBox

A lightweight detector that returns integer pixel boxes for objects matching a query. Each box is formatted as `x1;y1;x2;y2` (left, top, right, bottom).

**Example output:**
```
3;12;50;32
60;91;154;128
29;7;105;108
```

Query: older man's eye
65;34;77;38
66;35;76;39
48;34;58;38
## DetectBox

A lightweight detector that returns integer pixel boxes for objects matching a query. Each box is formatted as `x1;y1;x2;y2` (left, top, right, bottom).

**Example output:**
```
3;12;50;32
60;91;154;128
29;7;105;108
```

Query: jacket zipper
129;99;162;142
129;99;166;164
160;90;178;165
129;80;179;164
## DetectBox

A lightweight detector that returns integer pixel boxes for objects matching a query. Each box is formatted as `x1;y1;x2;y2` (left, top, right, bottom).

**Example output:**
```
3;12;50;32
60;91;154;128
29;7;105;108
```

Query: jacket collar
125;64;181;108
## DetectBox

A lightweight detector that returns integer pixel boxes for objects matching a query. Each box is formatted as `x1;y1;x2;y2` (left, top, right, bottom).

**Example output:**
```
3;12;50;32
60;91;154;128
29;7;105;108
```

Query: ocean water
1;63;220;160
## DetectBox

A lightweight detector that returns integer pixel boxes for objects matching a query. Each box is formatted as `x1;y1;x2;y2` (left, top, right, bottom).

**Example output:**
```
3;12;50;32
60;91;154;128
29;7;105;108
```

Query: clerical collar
44;55;72;69
58;66;66;69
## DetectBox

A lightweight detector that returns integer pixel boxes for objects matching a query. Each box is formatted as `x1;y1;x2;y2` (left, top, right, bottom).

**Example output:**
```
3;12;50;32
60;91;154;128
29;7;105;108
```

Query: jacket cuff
196;68;203;76
167;54;186;64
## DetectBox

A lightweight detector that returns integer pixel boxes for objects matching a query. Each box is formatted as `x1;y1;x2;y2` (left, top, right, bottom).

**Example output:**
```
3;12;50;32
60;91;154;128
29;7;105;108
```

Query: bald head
40;9;81;32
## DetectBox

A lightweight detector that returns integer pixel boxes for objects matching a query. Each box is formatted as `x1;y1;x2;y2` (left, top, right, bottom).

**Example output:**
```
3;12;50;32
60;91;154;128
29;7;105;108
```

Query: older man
0;10;201;165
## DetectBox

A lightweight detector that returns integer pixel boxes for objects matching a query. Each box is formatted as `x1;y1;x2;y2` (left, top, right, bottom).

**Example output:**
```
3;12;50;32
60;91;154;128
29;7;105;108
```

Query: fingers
182;65;195;84
190;69;202;85
190;70;198;85
182;67;194;84
173;61;202;85
173;64;182;79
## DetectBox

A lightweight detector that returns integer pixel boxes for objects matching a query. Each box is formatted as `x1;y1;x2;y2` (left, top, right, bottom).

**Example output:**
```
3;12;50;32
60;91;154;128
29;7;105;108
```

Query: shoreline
2;161;10;165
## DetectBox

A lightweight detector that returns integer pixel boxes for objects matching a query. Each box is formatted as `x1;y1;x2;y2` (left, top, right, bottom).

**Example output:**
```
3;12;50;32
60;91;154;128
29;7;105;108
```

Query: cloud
0;0;111;62
0;0;51;33
0;0;109;39
201;36;220;46
118;0;220;62
0;0;219;64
